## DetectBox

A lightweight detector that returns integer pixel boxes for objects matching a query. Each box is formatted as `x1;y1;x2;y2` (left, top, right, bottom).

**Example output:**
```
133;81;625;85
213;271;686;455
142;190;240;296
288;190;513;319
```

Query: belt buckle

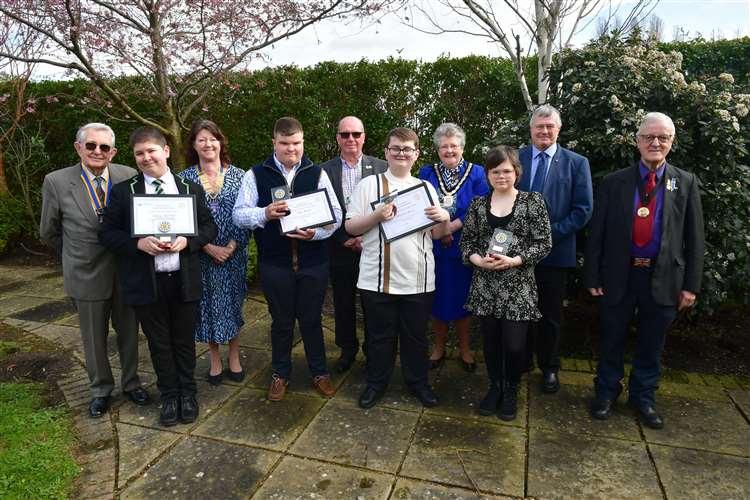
633;257;651;268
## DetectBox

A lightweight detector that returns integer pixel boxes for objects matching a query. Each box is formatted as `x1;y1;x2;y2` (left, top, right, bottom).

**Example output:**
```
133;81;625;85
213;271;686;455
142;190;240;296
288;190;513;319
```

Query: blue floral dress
178;165;251;343
419;160;490;321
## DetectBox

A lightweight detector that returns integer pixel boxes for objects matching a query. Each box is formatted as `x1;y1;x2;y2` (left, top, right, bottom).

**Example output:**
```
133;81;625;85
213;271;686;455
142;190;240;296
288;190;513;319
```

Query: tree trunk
0;146;9;195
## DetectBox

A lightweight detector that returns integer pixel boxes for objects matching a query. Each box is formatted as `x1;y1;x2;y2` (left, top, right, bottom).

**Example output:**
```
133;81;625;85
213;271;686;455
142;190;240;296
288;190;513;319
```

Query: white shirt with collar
143;168;180;272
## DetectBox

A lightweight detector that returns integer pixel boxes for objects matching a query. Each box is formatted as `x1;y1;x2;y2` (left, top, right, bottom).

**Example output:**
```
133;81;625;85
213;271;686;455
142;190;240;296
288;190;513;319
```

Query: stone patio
1;263;749;499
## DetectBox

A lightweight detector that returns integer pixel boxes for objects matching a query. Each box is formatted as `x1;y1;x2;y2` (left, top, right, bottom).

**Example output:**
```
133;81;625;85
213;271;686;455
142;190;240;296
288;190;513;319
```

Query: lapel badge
666;178;678;192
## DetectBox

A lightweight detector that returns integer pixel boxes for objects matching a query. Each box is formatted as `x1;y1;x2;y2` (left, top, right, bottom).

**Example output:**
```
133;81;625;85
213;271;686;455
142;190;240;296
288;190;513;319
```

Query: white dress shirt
144;168;180;272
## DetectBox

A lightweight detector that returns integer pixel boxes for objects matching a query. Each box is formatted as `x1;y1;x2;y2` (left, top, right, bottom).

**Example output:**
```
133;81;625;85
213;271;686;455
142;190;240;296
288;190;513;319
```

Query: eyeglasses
638;134;672;144
439;144;462;151
338;131;363;139
387;146;417;156
83;142;113;153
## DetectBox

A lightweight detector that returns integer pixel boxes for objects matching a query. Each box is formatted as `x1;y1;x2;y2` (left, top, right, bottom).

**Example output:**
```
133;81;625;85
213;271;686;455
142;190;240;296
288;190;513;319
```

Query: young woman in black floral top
461;145;552;420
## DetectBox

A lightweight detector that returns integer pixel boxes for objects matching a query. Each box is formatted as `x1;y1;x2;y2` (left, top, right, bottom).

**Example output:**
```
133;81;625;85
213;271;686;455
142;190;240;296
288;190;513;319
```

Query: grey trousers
75;281;141;397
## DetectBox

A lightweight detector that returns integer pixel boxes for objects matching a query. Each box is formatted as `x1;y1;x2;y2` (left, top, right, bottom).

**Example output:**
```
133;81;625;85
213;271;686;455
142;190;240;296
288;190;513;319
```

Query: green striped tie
152;179;163;194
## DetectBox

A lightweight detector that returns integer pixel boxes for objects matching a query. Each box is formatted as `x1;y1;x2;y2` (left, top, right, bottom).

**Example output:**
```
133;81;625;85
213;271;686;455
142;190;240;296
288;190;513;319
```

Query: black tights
480;317;529;385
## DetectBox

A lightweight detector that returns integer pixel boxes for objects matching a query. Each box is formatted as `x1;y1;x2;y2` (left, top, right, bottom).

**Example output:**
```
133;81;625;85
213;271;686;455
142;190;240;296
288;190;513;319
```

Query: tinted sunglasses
84;142;113;153
338;131;363;139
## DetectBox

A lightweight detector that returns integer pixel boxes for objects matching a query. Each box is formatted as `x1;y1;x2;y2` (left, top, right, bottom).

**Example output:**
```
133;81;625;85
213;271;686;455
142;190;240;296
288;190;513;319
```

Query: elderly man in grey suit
320;116;387;372
40;122;150;418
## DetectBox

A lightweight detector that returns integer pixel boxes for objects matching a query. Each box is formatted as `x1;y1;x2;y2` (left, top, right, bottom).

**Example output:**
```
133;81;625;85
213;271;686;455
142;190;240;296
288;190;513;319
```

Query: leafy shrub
0;195;28;253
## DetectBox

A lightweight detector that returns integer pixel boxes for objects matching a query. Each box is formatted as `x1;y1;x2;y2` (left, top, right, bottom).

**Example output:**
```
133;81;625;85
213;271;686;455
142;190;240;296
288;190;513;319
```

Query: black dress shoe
541;371;560;394
88;396;109;418
180;395;199;424
358;386;385;409
160;397;179;427
478;383;502;416
591;398;616;420
335;352;356;373
124;387;151;406
411;385;439;408
634;404;664;429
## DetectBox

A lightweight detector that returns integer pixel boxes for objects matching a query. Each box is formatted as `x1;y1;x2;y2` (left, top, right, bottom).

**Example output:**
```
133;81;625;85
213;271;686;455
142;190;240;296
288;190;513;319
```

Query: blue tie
531;152;548;192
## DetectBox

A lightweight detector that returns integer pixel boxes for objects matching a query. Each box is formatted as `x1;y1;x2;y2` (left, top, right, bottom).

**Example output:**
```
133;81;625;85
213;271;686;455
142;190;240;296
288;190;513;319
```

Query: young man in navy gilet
233;117;342;401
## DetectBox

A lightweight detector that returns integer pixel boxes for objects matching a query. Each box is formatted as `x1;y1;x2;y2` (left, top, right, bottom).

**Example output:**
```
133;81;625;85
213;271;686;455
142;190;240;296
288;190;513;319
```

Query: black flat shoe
180;395;199;424
629;402;664;429
429;355;445;370
591;398;616;420
460;359;477;373
206;370;223;386
541;371;560;393
160;397;179;427
226;368;245;383
335;352;356;373
411;385;439;408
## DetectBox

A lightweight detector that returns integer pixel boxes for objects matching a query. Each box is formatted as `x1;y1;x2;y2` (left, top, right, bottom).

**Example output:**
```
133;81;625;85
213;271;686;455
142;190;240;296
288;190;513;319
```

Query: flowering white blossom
718;109;732;122
572;83;583;93
719;73;735;84
736;103;749;118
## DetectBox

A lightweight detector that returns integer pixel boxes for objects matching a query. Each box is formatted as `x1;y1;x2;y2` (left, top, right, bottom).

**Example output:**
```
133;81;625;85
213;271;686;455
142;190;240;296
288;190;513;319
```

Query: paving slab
641;396;750;455
55;313;80;327
527;428;662;500
728;389;750;420
400;414;526;497
528;383;641;441
0;295;52;317
248;352;347;398
334;362;433;412
31;323;81;347
236;315;302;350
242;298;270;322
193;388;324;450
116;422;181;485
658;381;733;402
118;380;238;431
8;298;76;322
252;456;392;499
290;400;419;473
11;276;67;299
121;435;279;499
2;317;46;331
650;444;750;500
194;346;271;387
391;478;511;499
427;361;527;427
0;265;58;283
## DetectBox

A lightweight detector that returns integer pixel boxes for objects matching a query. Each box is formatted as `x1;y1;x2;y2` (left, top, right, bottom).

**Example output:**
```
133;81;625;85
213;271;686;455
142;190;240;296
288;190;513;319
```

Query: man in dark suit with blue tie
519;105;593;394
584;112;704;429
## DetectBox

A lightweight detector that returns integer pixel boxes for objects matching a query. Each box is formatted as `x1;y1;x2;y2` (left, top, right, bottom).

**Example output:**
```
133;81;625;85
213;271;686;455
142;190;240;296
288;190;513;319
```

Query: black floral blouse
461;191;552;320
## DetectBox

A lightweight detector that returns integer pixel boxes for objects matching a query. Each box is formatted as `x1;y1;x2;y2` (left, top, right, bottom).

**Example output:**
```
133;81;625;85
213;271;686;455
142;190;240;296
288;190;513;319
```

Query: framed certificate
279;188;336;234
370;182;438;243
130;194;198;237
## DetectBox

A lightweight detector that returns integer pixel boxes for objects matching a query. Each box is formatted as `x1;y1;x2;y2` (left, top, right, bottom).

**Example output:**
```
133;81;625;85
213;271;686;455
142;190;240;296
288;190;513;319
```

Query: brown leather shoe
312;375;336;398
267;374;288;401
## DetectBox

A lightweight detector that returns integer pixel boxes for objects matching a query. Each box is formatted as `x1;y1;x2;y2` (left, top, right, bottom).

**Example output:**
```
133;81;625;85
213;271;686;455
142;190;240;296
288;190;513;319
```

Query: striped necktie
93;176;105;204
152;179;164;194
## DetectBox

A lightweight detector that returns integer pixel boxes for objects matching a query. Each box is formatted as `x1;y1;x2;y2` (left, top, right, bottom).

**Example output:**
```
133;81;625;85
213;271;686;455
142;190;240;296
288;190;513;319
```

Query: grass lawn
0;324;79;499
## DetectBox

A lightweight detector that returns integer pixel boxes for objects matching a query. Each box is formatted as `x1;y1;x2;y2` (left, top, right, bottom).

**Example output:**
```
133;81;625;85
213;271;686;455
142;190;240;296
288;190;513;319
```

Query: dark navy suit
519;145;593;373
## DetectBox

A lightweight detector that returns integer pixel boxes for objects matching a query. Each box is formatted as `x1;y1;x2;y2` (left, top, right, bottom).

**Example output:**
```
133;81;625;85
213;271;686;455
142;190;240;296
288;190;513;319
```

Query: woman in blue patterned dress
419;123;489;372
179;119;251;385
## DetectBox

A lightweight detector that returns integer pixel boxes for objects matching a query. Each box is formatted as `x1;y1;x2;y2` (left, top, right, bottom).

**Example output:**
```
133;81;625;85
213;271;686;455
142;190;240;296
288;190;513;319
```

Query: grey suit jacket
583;162;705;306
40;163;137;300
320;154;388;245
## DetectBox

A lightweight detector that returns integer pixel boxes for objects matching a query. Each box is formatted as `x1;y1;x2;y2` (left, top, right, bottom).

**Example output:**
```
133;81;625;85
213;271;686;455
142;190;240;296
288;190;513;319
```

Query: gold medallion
637;207;650;218
158;221;171;233
495;232;508;243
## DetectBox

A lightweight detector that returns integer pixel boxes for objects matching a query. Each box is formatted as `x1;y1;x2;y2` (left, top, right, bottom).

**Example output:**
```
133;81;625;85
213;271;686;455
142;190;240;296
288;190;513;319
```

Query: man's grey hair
638;112;676;138
530;104;562;128
433;122;466;148
337;116;365;132
76;123;116;145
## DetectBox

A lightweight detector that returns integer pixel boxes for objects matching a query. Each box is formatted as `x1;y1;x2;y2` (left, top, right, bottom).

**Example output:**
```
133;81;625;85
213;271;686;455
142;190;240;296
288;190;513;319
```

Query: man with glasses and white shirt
40;122;150;418
345;127;451;409
320;116;387;373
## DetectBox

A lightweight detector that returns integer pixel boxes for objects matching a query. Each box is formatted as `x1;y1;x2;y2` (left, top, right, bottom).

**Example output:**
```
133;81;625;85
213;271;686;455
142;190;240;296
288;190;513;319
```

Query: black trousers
134;272;198;399
360;290;433;391
595;267;676;408
259;262;329;379
532;265;567;373
481;317;529;385
329;245;366;357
